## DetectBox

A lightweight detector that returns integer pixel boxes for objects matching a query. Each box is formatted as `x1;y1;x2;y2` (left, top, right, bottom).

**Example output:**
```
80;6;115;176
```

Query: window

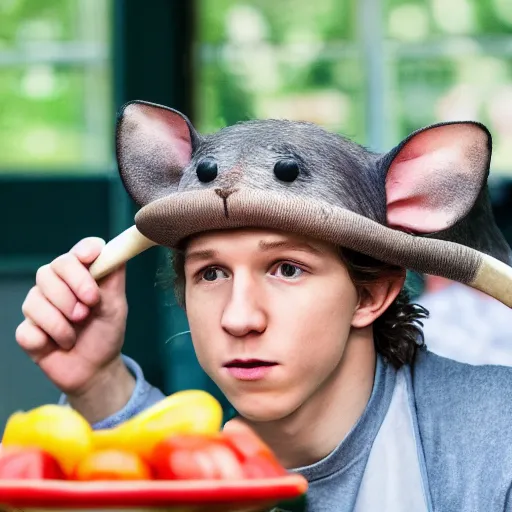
196;0;512;175
0;0;113;172
386;0;512;174
196;0;366;144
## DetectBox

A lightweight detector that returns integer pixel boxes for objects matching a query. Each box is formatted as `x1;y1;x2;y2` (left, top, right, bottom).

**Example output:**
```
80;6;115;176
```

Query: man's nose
221;276;267;338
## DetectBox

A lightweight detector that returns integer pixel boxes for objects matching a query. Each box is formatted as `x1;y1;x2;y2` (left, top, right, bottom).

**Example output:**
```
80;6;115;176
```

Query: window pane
388;54;512;173
199;0;357;44
195;1;365;144
0;0;112;172
384;0;512;174
197;53;366;143
385;0;512;41
0;64;111;170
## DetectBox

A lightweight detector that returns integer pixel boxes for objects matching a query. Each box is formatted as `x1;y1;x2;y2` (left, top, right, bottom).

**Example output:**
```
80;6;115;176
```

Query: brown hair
162;245;428;369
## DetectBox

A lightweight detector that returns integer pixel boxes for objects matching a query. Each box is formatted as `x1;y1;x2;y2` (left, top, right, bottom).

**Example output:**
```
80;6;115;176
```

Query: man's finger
15;320;57;363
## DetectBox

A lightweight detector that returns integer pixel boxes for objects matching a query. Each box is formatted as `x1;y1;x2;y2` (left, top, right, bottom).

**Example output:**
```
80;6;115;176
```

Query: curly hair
163;244;429;369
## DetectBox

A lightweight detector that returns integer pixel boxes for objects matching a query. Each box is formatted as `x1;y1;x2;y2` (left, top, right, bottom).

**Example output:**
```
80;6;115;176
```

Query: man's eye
274;263;304;279
201;267;228;282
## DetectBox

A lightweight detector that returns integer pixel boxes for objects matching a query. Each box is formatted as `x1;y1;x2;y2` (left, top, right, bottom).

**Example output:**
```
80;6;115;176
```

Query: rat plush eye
274;159;299;183
196;158;218;183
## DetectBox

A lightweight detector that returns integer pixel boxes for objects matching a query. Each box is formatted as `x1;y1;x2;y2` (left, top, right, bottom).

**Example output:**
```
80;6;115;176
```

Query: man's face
184;228;360;422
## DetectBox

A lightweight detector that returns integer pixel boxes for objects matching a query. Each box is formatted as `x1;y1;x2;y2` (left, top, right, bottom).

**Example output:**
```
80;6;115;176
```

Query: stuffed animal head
115;100;512;307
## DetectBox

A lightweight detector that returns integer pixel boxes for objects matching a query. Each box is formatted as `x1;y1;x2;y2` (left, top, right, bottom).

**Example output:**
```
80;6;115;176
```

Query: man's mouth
224;359;277;368
223;359;278;381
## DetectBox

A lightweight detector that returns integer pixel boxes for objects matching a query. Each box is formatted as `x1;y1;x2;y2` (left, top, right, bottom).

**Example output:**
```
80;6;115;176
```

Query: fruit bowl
0;392;308;511
0;475;307;512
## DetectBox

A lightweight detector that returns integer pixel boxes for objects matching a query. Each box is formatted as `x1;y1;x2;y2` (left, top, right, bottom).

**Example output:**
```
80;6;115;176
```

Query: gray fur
179;119;386;224
433;187;512;265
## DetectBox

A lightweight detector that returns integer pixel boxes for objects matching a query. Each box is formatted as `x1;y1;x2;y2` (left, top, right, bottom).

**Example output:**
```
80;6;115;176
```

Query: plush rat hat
105;100;512;308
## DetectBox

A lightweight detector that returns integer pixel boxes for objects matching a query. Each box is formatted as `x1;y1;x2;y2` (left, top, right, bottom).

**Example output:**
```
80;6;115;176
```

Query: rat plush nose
215;188;237;199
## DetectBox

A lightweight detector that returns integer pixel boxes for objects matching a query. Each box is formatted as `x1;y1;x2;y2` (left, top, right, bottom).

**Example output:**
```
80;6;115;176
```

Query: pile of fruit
0;390;286;482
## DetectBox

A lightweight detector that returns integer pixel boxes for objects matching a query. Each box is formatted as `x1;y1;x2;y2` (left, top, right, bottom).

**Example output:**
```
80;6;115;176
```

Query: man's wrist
67;357;136;425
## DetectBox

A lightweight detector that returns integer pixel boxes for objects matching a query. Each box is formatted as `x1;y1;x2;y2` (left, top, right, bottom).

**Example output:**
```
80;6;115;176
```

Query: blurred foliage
196;0;512;172
0;0;112;172
385;0;512;37
1;0;512;172
196;0;364;140
199;0;356;44
0;0;82;45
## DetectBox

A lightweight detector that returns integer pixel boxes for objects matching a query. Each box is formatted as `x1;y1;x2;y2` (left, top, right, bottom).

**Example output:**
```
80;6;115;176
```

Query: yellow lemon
2;404;93;475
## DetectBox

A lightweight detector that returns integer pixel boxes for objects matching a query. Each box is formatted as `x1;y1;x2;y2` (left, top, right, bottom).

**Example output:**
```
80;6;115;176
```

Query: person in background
418;274;512;366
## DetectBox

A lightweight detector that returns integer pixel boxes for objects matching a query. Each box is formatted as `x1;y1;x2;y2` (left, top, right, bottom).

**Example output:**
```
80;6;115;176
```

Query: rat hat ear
383;121;491;234
380;120;512;304
116;100;200;206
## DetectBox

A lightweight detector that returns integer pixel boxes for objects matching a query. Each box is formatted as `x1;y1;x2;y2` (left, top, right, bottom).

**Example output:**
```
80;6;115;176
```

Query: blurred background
2;0;512;425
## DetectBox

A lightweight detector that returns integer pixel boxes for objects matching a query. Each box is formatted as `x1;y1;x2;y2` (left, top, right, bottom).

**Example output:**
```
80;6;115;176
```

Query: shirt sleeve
58;354;166;430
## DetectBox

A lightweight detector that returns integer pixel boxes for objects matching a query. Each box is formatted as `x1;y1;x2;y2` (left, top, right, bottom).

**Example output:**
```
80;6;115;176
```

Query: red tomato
222;421;287;478
242;453;287;478
73;449;152;481
0;447;65;480
151;434;245;480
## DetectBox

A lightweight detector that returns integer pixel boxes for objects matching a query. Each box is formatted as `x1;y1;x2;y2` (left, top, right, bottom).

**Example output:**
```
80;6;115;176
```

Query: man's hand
16;237;135;423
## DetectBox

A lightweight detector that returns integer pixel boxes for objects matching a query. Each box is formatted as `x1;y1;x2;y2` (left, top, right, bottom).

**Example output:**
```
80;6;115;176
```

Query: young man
15;101;512;511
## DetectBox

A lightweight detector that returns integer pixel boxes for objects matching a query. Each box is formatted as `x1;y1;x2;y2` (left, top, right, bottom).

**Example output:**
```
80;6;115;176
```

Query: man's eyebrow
184;240;323;262
258;240;323;255
184;249;217;263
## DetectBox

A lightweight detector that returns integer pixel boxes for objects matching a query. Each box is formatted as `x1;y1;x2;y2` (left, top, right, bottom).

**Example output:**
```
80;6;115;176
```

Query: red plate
0;475;307;511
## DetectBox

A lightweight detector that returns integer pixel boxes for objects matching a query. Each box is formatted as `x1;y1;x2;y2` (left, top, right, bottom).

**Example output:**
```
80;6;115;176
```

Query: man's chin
227;396;296;423
236;409;289;423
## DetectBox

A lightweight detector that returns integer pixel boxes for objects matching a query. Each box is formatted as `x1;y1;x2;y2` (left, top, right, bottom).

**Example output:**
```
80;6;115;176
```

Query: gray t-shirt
289;357;426;511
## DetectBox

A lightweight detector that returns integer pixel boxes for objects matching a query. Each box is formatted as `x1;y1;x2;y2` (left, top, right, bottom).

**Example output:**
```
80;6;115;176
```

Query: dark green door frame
112;0;196;392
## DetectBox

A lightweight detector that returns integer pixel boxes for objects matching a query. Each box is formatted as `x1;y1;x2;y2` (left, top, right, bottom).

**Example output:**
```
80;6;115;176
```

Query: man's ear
351;272;406;329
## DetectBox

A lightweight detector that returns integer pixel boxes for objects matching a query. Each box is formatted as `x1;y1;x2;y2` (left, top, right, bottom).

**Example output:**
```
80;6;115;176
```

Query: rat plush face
176;119;386;223
116;100;512;304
